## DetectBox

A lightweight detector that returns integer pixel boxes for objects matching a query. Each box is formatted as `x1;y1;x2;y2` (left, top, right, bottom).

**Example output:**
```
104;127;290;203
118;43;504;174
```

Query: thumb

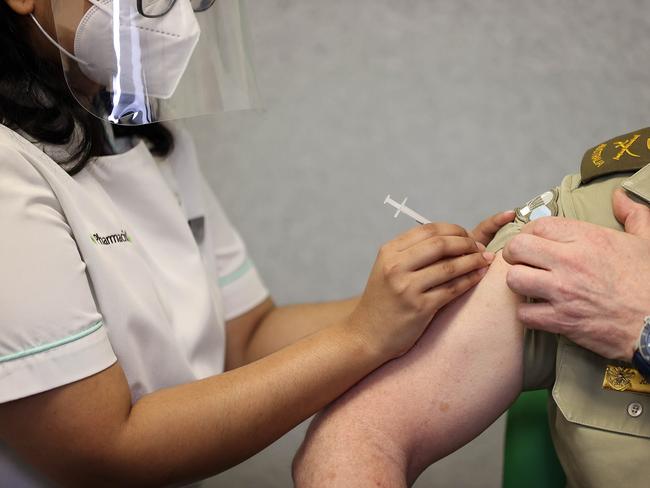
613;188;650;239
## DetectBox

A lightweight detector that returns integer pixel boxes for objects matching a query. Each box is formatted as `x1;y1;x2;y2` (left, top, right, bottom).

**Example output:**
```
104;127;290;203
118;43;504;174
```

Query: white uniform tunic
0;124;269;484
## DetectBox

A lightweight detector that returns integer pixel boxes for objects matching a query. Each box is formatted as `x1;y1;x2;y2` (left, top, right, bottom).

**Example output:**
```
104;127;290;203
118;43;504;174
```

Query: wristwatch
632;316;650;380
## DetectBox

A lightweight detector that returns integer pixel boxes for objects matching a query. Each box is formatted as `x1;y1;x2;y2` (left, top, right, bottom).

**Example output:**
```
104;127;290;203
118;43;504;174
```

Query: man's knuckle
589;232;606;248
507;235;525;256
530;218;551;236
555;280;577;301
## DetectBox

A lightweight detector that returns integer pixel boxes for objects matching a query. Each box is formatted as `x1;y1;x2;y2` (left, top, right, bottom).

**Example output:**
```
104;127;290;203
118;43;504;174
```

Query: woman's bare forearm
120;320;379;485
244;298;360;362
1;319;385;487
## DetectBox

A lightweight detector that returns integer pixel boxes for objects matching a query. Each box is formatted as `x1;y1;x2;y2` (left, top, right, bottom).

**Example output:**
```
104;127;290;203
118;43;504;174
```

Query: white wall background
192;0;650;486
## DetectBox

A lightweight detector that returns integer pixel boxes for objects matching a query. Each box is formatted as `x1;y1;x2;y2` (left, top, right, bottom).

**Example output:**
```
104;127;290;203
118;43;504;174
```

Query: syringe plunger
384;194;431;225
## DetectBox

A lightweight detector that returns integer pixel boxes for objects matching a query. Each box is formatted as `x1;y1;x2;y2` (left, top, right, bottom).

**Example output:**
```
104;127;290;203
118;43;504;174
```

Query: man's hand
469;210;516;246
502;189;650;361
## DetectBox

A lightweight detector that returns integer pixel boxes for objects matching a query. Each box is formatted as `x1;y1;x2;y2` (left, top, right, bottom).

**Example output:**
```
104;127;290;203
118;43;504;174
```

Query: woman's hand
348;223;495;359
469;210;516;247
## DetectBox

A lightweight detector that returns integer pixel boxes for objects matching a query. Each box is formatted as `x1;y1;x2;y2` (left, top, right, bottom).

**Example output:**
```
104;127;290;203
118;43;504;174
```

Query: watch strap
633;350;650;380
633;317;650;380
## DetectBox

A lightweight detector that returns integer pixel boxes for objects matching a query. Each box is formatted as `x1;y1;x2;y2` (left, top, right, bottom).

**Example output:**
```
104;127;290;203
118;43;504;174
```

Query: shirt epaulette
581;127;650;184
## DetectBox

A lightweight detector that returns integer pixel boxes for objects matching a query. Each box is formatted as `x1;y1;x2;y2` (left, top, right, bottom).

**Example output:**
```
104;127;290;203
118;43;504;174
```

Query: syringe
384;195;431;225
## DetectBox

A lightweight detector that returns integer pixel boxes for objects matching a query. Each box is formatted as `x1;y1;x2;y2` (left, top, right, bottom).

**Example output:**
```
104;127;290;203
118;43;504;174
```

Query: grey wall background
190;0;650;486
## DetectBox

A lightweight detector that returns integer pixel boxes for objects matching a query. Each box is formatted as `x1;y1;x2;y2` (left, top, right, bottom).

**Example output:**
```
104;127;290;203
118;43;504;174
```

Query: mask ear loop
30;13;89;66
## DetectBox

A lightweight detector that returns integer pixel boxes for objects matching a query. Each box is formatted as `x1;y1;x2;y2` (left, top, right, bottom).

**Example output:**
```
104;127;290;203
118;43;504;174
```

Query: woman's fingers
413;251;493;292
470;210;516;246
401;235;483;271
355;223;497;359
393;223;469;251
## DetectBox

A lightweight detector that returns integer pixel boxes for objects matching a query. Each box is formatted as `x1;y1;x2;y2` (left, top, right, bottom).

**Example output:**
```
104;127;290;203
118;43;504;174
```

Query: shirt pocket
552;338;650;438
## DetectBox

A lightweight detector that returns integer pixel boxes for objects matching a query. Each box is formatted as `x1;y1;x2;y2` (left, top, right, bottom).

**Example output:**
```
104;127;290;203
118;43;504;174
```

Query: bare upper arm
0;363;133;486
295;253;525;485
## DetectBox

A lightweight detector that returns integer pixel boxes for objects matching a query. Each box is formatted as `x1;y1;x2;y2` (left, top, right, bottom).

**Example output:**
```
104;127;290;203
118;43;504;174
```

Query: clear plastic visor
50;0;261;125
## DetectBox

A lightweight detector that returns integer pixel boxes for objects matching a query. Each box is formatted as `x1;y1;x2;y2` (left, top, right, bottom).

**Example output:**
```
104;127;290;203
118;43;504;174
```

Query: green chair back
502;389;566;488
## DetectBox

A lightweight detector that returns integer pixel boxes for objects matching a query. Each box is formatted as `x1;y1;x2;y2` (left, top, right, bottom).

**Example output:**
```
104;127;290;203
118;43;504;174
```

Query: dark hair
0;4;173;175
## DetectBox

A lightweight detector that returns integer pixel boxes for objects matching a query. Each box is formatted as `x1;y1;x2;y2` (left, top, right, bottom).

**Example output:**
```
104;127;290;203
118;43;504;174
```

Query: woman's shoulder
0;123;40;153
0;123;74;192
0;125;69;223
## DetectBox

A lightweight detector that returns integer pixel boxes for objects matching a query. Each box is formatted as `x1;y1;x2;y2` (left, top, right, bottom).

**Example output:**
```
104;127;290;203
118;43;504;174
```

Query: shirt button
627;402;643;418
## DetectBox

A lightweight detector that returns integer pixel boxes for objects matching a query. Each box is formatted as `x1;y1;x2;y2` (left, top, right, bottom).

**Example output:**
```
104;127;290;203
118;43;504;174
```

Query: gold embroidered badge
613;134;641;161
591;143;607;168
603;365;650;394
580;127;650;184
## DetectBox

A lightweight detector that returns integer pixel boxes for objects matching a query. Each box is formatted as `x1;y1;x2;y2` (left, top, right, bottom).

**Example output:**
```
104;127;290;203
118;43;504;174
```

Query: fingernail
478;267;489;277
483;251;495;263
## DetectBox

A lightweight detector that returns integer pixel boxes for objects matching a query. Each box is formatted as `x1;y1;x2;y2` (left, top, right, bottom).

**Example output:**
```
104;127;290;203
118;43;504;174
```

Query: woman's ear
4;0;36;15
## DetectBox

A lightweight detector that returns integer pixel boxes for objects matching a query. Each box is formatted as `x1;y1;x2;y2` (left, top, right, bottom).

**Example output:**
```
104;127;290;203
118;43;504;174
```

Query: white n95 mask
75;0;201;99
36;0;261;125
32;0;200;100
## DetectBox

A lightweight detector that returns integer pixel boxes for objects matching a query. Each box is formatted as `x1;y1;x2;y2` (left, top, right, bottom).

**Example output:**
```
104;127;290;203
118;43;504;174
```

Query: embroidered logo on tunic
613;134;641;161
515;189;559;223
591;143;607;168
90;230;132;246
603;365;650;394
581;127;650;184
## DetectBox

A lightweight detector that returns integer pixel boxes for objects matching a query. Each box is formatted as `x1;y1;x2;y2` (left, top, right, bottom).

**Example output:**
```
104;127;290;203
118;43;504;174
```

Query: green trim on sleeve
218;258;253;288
0;320;104;364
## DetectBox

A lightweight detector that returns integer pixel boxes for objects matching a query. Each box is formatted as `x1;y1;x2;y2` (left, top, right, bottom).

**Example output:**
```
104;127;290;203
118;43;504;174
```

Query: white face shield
37;0;261;125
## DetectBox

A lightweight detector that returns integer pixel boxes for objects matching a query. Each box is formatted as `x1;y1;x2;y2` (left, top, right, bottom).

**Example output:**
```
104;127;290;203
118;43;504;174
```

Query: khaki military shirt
487;128;650;488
